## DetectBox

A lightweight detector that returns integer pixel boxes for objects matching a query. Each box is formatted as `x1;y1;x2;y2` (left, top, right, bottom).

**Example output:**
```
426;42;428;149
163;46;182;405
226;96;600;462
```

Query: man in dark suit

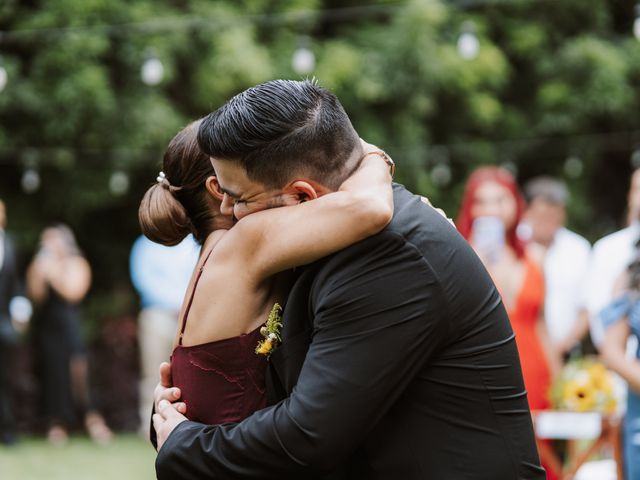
152;80;545;479
0;199;28;445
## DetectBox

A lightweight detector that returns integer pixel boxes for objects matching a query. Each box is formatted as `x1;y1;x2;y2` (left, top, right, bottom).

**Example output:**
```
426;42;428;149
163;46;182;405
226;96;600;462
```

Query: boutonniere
256;303;283;356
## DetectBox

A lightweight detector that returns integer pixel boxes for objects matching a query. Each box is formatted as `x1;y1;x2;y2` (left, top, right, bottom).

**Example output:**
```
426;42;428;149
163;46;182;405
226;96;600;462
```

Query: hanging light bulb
457;21;480;60
564;156;584;178
292;38;315;75
634;4;640;40
0;61;7;92
109;170;130;196
21;168;40;193
141;51;164;86
431;163;452;187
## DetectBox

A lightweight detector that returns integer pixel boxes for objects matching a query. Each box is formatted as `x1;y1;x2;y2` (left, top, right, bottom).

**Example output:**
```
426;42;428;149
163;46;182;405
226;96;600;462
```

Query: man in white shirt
585;167;640;348
523;177;591;359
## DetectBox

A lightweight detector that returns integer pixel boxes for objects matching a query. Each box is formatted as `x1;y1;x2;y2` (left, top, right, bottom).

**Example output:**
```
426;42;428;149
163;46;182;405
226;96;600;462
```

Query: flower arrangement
255;303;283;356
549;356;617;414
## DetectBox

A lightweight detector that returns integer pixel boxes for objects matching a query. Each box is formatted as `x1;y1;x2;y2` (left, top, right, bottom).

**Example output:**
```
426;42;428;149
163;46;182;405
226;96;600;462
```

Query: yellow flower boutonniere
256;303;283;357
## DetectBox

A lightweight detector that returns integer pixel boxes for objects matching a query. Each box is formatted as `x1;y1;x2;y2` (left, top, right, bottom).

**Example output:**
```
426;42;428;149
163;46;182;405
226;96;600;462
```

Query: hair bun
138;183;193;246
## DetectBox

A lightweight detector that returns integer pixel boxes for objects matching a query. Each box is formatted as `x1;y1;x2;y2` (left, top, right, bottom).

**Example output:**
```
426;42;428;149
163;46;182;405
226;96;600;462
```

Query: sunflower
551;356;617;413
562;380;596;412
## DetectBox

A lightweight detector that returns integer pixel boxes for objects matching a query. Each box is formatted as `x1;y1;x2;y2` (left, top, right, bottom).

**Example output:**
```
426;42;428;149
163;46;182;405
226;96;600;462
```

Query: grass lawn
0;434;156;479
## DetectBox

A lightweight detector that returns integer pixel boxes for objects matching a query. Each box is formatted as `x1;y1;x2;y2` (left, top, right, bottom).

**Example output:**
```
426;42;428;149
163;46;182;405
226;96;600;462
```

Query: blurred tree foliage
0;0;639;326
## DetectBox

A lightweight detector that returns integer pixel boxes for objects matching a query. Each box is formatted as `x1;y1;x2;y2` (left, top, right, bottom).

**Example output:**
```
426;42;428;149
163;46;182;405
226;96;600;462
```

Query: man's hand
153;362;185;413
153;400;188;451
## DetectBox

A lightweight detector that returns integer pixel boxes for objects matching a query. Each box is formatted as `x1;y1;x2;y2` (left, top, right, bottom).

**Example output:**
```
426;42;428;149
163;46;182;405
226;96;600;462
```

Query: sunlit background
1;0;640;478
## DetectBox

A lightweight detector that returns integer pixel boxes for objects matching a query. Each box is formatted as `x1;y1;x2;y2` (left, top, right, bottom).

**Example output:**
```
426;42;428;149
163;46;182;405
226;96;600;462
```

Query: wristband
361;150;395;178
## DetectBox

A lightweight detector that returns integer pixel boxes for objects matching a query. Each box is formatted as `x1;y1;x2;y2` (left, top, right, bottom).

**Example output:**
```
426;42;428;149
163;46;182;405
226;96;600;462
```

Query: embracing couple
141;79;546;479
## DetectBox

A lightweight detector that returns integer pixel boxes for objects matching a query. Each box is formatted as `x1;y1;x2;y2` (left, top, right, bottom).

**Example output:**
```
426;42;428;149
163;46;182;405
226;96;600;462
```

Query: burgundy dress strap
178;249;214;346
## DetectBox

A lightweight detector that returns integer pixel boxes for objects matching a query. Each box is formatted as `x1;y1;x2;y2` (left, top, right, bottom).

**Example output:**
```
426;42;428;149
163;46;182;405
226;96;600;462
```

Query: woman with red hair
457;166;560;412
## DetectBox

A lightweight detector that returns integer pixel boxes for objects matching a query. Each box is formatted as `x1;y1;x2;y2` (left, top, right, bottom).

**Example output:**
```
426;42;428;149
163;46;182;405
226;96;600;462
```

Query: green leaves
0;0;638;318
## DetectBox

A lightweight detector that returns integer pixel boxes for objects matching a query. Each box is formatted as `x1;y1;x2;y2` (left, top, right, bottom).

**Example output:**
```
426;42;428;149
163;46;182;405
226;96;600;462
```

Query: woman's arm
47;256;92;303
217;148;394;281
26;258;48;303
556;308;590;355
600;318;640;394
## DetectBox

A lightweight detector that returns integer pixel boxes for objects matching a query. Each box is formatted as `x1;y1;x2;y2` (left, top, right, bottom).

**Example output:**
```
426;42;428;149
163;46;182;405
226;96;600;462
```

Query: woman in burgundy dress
138;120;394;426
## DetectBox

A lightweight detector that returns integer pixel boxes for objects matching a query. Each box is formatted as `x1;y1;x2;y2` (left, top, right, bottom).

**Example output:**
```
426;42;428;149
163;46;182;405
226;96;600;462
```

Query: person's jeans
625;389;640;480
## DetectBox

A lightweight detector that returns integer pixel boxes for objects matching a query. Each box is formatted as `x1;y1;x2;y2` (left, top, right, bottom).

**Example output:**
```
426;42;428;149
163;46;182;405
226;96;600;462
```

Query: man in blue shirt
129;234;198;435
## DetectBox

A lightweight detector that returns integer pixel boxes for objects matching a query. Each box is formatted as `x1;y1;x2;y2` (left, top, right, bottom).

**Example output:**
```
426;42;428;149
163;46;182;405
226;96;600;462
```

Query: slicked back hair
197;79;362;189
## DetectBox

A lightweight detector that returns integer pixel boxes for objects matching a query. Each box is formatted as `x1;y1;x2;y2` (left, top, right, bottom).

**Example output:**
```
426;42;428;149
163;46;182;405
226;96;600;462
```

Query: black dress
32;286;86;425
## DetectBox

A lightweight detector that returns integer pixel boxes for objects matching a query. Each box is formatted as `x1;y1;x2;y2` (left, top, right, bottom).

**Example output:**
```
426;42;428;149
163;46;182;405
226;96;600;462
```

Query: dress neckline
173;324;263;351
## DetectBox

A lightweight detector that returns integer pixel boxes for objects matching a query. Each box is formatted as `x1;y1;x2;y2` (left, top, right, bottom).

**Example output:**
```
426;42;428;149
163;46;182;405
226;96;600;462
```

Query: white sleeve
584;243;610;347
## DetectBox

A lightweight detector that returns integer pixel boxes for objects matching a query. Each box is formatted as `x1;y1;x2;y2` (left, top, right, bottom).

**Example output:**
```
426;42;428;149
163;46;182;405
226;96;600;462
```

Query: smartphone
472;216;505;264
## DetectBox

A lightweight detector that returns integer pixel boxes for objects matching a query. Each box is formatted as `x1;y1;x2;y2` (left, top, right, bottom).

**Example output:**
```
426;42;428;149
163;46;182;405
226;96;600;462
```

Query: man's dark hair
197;79;362;189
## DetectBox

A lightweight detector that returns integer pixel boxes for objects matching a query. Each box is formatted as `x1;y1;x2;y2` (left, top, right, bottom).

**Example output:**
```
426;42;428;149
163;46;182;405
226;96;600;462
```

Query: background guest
600;241;640;480
456;166;561;412
129;234;198;434
27;224;112;446
457;166;562;479
586;167;640;349
0;199;31;446
522;176;592;360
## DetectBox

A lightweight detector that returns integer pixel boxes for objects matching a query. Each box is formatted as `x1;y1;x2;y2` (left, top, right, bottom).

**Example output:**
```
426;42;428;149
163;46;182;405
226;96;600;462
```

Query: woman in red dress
457;166;561;479
456;166;560;411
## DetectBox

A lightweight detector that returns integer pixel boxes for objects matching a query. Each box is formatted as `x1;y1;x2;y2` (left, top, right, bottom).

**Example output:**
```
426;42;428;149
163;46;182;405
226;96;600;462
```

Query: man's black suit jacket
155;184;545;479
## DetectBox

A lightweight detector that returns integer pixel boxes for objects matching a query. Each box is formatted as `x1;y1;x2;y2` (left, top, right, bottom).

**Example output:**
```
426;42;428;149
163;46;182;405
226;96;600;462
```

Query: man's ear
205;176;224;201
285;180;320;203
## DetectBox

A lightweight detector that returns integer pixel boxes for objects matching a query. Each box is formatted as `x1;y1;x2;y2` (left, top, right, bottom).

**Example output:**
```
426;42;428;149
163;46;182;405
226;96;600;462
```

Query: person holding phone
27;224;112;446
456;166;561;413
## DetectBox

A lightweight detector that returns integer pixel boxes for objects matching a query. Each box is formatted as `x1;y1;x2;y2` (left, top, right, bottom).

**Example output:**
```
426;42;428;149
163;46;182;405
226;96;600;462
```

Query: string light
292;37;315;75
431;163;452;187
109;170;130;195
141;50;164;86
21;168;40;193
0;57;7;92
564;156;583;178
457;21;480;60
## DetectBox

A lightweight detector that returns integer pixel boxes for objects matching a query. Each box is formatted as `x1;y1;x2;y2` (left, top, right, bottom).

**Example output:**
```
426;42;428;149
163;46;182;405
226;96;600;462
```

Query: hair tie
157;170;172;189
156;170;182;192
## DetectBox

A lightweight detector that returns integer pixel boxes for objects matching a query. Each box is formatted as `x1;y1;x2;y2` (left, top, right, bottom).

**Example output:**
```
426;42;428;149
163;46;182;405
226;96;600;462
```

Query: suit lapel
267;262;323;398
